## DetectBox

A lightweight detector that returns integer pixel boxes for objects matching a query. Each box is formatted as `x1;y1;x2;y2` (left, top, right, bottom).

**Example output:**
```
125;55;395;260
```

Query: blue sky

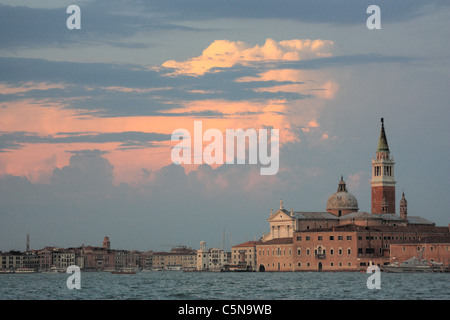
0;0;449;252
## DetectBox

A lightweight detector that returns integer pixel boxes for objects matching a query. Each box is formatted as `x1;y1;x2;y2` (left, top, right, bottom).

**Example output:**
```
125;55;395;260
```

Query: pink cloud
162;38;334;76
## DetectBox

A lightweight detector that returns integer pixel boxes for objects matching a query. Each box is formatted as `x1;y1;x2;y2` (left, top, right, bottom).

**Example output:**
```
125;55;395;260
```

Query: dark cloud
0;2;199;50
0;131;171;152
142;0;447;25
0;1;446;51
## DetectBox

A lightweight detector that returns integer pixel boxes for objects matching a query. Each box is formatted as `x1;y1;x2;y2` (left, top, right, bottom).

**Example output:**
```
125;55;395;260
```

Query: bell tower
371;118;396;214
400;192;407;220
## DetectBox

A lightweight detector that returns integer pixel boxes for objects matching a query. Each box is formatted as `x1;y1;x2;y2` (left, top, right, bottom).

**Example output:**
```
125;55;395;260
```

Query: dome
326;176;359;213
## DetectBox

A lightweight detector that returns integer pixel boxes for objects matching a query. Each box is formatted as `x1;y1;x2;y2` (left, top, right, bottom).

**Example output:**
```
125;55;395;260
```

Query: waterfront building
140;251;154;270
38;248;53;270
114;250;140;269
230;241;260;271
82;245;115;270
389;235;450;268
234;119;450;271
152;246;197;270
197;241;230;271
1;251;25;270
51;249;75;269
0;250;39;271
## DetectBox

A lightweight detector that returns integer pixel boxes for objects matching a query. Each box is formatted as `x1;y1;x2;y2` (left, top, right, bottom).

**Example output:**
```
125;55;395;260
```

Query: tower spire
377;117;390;153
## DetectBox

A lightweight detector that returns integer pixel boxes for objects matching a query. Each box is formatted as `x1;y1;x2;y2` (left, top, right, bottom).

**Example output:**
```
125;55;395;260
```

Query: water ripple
0;271;448;300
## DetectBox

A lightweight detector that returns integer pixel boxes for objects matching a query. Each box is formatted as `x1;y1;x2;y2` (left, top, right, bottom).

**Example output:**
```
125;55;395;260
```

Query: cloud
0;150;292;251
144;0;448;25
162;39;334;76
0;2;197;50
0;0;446;53
0;131;171;152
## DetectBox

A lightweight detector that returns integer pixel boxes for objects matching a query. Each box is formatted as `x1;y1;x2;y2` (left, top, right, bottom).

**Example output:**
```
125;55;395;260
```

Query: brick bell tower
371;118;396;214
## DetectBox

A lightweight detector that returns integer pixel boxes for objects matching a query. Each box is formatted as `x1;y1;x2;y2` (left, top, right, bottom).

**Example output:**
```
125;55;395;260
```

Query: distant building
152;246;197;270
234;119;450;271
230;241;260;271
51;249;75;269
197;241;229;271
82;245;115;270
1;251;25;270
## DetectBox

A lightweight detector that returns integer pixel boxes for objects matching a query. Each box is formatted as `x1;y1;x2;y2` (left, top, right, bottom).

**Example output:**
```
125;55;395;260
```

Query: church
232;119;450;272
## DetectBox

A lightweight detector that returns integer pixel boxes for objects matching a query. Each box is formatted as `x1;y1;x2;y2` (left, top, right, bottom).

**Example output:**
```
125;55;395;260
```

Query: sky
0;0;449;252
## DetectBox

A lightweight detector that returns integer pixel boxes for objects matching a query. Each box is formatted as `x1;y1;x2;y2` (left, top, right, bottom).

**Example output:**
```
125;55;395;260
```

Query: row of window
295;235;424;242
265;262;359;268
296;235;352;241
297;262;353;267
296;247;352;256
258;248;292;256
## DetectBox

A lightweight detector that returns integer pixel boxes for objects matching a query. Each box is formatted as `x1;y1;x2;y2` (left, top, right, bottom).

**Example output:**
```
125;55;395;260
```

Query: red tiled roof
232;241;262;248
258;237;293;245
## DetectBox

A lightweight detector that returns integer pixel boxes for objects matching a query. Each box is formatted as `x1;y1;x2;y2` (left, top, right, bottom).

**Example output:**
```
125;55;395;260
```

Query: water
0;271;449;300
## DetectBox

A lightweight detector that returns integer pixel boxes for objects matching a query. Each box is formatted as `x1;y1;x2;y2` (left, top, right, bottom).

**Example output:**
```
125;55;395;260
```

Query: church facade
236;119;450;272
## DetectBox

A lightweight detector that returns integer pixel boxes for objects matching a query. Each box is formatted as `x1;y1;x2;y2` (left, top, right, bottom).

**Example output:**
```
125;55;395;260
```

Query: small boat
0;269;14;274
15;268;37;273
111;267;138;274
166;265;182;271
151;267;163;271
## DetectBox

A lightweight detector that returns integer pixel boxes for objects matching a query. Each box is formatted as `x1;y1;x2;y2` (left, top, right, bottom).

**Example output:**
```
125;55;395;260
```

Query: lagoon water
0;271;449;300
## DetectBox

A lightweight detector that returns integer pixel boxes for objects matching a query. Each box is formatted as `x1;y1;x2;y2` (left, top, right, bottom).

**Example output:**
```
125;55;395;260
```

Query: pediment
268;209;294;222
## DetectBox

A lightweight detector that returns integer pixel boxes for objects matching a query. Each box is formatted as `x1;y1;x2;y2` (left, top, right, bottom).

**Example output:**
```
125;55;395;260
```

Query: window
296;236;301;241
306;236;310;241
318;236;323;241
297;249;301;256
347;248;351;255
329;236;334;240
346;236;352;240
338;236;343;241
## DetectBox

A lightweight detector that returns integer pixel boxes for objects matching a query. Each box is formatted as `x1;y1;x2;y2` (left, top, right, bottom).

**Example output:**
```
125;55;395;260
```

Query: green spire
377;117;390;153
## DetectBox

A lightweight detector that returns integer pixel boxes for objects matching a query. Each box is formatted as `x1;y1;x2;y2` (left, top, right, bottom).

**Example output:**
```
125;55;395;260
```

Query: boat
0;269;14;274
151;267;163;271
166;265;182;271
15;268;38;273
382;257;434;273
221;264;253;272
111;267;138;274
